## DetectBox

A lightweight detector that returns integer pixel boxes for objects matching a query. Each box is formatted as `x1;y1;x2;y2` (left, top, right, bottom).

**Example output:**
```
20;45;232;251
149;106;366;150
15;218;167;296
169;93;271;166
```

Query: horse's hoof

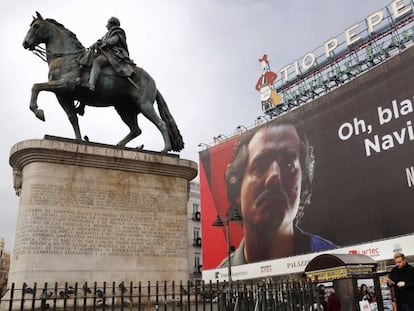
36;109;45;121
75;106;85;116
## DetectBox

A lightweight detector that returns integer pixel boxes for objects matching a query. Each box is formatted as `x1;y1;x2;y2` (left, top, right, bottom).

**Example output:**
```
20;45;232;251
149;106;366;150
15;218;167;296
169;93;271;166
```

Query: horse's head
23;12;84;55
23;12;49;51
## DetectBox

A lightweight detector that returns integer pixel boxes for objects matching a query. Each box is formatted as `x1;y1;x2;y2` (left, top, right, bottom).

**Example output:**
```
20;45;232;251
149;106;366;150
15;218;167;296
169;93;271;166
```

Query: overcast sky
0;0;392;250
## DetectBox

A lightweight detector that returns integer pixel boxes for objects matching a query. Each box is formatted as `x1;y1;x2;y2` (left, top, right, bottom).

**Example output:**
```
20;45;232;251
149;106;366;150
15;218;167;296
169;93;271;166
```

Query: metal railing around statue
0;279;318;311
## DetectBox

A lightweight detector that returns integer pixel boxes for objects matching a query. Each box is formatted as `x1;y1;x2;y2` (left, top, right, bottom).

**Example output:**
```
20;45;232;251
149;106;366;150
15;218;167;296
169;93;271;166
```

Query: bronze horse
23;12;184;152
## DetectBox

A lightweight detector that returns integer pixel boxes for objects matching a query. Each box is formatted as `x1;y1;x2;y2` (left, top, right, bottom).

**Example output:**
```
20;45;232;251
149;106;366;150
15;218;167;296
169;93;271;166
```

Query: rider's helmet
106;17;120;29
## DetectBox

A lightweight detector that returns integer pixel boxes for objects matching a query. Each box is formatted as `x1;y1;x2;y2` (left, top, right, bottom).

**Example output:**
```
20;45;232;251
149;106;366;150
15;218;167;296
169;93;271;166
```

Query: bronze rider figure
87;17;135;92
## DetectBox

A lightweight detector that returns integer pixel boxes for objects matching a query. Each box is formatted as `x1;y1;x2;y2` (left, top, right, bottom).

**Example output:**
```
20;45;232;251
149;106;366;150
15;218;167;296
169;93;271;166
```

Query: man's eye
282;161;296;173
251;166;263;175
250;163;266;176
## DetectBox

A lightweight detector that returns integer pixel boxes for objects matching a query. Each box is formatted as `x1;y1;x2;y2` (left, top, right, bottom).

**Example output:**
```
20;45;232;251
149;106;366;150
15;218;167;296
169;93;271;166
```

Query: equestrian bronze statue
23;12;184;152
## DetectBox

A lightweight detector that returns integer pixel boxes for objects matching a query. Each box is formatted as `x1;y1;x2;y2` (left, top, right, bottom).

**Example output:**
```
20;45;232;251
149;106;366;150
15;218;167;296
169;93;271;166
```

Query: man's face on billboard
239;124;302;231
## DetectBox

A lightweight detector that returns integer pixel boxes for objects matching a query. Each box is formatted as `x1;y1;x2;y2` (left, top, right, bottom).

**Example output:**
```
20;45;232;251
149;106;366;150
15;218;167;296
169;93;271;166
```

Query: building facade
187;181;202;282
0;238;10;297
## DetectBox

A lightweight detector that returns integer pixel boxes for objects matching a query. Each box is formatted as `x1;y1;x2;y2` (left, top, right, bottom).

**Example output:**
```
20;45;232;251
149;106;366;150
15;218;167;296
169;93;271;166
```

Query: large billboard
200;45;414;280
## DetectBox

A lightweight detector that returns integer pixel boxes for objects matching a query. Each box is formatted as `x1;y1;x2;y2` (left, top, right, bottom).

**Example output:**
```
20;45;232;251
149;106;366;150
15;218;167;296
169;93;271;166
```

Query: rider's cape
80;26;135;78
101;27;135;77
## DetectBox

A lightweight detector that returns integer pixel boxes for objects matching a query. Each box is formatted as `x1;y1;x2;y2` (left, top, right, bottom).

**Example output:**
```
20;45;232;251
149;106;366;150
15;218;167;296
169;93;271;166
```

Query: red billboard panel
200;46;414;271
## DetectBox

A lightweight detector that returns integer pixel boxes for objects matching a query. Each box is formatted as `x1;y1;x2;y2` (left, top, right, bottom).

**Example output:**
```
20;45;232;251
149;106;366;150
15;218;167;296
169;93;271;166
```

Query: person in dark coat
388;252;414;311
318;284;327;311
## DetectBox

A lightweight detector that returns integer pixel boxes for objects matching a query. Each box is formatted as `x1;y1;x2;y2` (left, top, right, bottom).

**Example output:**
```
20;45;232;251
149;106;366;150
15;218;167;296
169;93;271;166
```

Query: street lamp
255;115;270;126
197;143;210;150
235;125;248;134
212;208;243;288
213;134;228;144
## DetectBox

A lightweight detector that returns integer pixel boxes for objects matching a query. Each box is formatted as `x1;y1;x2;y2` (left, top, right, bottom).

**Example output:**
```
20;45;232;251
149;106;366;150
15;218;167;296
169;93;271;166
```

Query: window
193;227;201;247
194;253;201;267
192;203;200;214
192;204;201;221
194;253;202;273
193;227;200;239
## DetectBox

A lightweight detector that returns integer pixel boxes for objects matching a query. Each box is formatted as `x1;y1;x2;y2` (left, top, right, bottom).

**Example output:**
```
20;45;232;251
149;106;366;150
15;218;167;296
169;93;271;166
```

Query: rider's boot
87;65;100;92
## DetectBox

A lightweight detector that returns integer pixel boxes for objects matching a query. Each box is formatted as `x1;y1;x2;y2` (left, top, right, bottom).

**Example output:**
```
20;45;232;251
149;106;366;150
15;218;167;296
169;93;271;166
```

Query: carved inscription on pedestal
14;183;187;257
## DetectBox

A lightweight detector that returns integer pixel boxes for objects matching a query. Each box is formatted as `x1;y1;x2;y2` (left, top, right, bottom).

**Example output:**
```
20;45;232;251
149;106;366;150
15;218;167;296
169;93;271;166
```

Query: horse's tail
156;90;184;152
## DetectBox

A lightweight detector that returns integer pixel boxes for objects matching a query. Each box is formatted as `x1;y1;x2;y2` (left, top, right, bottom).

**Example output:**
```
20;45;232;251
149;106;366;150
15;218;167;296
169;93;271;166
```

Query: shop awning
304;253;377;282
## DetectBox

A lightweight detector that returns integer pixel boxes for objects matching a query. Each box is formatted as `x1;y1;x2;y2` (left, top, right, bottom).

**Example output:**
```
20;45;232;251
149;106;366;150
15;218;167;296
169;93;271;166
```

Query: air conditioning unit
192;211;201;221
193;237;202;247
193;264;202;273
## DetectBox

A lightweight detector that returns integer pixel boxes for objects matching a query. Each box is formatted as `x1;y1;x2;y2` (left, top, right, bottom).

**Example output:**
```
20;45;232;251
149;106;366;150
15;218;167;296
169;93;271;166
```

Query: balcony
193;264;202;274
192;212;201;221
192;237;202;247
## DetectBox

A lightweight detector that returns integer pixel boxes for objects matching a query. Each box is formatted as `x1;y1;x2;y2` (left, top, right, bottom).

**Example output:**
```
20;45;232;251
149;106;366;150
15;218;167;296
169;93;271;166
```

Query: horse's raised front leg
30;80;72;121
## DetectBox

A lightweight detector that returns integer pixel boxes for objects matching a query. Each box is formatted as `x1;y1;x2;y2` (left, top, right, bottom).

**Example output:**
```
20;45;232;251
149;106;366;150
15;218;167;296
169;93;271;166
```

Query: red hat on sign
259;54;269;63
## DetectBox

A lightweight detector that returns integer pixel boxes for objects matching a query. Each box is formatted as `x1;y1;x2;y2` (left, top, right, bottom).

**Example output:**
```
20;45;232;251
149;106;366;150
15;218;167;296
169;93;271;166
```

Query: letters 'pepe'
22;12;184;153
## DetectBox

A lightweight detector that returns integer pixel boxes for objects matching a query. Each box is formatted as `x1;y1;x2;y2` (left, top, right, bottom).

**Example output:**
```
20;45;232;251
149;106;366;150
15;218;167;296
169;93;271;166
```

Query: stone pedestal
8;137;197;286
